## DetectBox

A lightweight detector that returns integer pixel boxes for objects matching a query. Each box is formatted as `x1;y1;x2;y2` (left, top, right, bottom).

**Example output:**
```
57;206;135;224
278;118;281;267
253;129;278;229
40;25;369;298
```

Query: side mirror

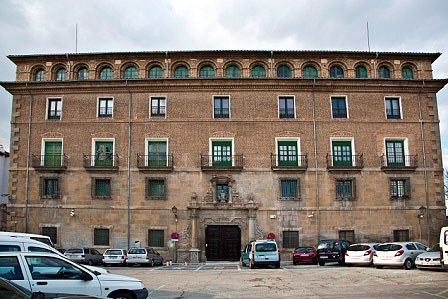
80;272;93;281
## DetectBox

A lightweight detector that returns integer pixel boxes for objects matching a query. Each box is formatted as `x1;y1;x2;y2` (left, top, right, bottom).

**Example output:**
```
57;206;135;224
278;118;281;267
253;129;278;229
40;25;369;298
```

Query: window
123;66;138;79
225;65;240;78
42;227;57;244
149;66;163;79
278;96;295;118
379;66;391;78
332;141;352;167
77;67;88;80
339;230;355;243
146;178;165;198
94;141;114;166
331;97;347;118
336;179;355;199
55;68;66;81
174;66;188;78
216;184;229;202
212;141;232;167
93;178;111;198
386;140;405;167
34;69;45;81
99;67;113;80
330;66;344;78
402;67;414;79
0;257;24;280
302;65;318;78
0;245;20;252
40;177;59;198
393;230;409;242
43;141;62;166
94;228;109;246
355;66;368;78
213;96;230;118
281;179;298;198
251;65;266;78
148;141;167;167
200;65;214;78
148;230;164;247
278;141;298;166
283;231;299;248
277;65;292;78
385;97;401;119
390;178;410;198
47;98;62;120
151;97;166;117
98;98;113;117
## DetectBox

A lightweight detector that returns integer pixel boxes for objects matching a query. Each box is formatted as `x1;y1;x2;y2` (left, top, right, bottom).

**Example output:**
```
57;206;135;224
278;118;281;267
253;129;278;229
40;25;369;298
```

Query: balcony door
212;141;232;167
95;142;113;166
44;142;62;166
332;141;352;167
386;140;405;167
148;141;167;167
278;141;298;166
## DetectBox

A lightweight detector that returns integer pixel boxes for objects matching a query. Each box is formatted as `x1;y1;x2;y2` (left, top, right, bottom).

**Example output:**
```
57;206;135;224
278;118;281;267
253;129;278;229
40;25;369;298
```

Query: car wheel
110;292;133;299
319;261;325;266
151;259;155;267
275;262;280;268
376;265;383;269
404;259;413;270
250;260;255;269
88;260;93;266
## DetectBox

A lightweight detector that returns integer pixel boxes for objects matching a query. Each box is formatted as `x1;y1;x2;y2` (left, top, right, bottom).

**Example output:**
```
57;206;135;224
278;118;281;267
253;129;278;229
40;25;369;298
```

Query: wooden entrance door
205;225;241;261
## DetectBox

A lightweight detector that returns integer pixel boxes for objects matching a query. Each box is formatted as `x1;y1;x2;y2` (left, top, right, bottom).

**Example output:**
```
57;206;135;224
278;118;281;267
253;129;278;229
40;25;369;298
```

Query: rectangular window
94;141;114;167
393;230;409;242
98;98;113;117
94;228;109;246
278;96;295;118
40;178;59;198
283;231;299;248
339;230;355;243
212;141;232;166
336;179;354;199
146;178;165;198
331;97;347;118
216;184;229;202
390;179;409;198
332;141;352;167
281;179;298;198
278;141;298;166
148;141;167;167
213;96;230;118
148;230;164;247
44;141;62;167
151;97;166;117
93;178;111;198
385;97;401;119
47;98;62;120
386;140;405;167
41;227;57;245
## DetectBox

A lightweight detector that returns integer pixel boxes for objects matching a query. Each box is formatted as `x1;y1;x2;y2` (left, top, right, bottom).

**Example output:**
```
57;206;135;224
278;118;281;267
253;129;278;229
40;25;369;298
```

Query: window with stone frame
40;177;60;198
151;97;166;117
283;231;299;248
278;96;295;118
389;177;410;199
279;178;300;199
41;227;57;245
92;177;111;199
148;230;164;247
385;97;401;119
47;98;62;120
335;178;356;200
339;230;355;243
331;97;348;118
98;98;113;117
146;177;166;199
94;228;109;246
393;230;409;242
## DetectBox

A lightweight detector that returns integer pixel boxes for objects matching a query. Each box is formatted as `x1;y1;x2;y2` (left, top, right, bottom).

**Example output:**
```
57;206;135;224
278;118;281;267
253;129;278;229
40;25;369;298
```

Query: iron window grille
393;230;409;242
93;178;111;198
283;231;299;248
146;178;166;198
390;178;410;198
339;230;355;243
94;228;109;246
148;230;164;247
42;227;57;245
336;179;355;199
151;97;166;117
98;98;113;117
40;178;59;198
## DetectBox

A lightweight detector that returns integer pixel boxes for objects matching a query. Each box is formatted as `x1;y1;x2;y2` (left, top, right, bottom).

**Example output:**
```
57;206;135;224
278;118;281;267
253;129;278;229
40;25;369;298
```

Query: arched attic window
330;66;344;78
302;65;318;78
200;65;215;78
149;66;163;79
123;66;138;79
225;65;240;78
34;69;45;81
174;66;189;78
55;68;66;81
99;67;113;80
355;66;368;78
251;65;266;78
277;64;292;78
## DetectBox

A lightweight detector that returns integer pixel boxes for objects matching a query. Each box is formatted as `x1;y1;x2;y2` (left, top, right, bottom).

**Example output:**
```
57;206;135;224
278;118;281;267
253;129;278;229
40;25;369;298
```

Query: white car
373;242;428;270
103;248;127;266
126;247;163;267
0;252;148;299
345;243;379;265
441;226;448;270
416;243;442;270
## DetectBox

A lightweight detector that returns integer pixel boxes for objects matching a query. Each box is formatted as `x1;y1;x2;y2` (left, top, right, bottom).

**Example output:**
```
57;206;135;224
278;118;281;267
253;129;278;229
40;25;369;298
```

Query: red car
293;247;318;265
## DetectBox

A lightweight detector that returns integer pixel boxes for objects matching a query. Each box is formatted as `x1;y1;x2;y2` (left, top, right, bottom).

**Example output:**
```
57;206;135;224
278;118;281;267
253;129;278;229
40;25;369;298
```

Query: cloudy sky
0;0;447;161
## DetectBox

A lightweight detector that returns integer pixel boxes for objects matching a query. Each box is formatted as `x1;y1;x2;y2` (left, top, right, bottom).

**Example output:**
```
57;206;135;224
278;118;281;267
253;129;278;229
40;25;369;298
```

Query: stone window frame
213;95;231;119
209;175;235;203
389;176;411;200
39;223;61;246
39;176;61;199
275;137;301;167
45;97;63;120
384;96;403;120
97;97;114;118
383;137;410;166
145;137;169;167
278;176;301;201
91;137;116;167
40;138;64;167
334;176;357;201
330;95;349;119
147;226;168;250
91;177;112;200
279;227;303;249
338;229;355;243
392;227;411;242
278;95;296;119
92;225;113;249
149;96;167;119
330;137;356;167
145;177;167;200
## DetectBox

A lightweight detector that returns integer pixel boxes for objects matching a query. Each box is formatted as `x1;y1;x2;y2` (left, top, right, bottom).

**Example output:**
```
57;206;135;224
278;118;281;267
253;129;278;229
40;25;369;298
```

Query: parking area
107;262;448;298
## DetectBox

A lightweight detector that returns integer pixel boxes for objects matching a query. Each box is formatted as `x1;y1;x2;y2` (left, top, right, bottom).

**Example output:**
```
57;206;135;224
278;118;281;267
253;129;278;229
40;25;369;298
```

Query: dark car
317;240;352;266
293;247;318;265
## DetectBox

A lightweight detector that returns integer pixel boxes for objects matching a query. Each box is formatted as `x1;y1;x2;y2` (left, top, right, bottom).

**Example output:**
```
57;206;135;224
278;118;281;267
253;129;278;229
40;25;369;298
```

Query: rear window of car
318;241;340;250
377;244;402;251
128;248;146;254
255;243;277;252
105;250;123;255
0;245;21;252
295;248;313;253
66;248;83;254
348;245;370;251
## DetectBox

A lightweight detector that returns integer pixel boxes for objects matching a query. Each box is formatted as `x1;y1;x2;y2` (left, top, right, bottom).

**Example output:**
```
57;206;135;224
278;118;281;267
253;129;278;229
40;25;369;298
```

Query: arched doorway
205;225;241;261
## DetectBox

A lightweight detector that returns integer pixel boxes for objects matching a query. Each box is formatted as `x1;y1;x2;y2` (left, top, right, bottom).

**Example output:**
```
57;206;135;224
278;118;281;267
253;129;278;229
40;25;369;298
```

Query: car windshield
255;243;277;252
295;248;313;253
377;244;402;251
105;250;123;255
428;243;440;252
66;249;83;254
348;245;370;251
318;241;339;250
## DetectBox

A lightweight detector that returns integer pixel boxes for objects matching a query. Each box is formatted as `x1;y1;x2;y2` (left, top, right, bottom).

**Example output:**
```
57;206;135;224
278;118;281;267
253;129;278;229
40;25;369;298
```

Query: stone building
1;50;447;262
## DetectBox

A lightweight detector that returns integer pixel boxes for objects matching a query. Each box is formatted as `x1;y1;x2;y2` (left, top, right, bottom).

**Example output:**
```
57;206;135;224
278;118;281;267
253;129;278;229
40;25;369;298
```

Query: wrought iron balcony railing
83;154;119;169
271;154;308;170
137;154;174;170
380;154;418;170
200;154;243;170
326;154;364;169
32;154;68;170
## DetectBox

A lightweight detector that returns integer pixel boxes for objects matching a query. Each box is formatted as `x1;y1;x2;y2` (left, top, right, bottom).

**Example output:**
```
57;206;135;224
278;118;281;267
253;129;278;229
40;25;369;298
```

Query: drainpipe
312;79;320;242
125;80;132;249
165;51;169;78
66;54;71;80
417;80;431;245
270;51;274;78
374;52;378;78
24;83;33;233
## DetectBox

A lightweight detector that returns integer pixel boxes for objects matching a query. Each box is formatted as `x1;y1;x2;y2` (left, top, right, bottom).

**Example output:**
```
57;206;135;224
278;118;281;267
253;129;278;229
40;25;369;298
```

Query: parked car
441;226;448;270
241;240;280;269
0;252;148;298
373;242;428;270
126;247;163;266
317;240;352;266
416;243;442;270
64;248;103;265
103;249;127;266
240;241;254;267
0;232;54;248
292;247;318;265
345;243;379;266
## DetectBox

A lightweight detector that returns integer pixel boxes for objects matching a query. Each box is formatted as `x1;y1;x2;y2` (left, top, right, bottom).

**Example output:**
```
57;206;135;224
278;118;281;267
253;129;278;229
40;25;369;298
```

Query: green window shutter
148;230;164;247
124;66;138;79
148;142;167;167
278;141;298;166
95;142;114;166
212;141;232;166
99;67;113;80
44;142;62;166
332;141;352;166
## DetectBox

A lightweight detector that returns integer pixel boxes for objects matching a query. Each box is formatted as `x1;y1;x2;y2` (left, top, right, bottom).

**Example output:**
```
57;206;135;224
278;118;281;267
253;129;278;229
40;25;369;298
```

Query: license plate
320;256;328;259
109;256;117;259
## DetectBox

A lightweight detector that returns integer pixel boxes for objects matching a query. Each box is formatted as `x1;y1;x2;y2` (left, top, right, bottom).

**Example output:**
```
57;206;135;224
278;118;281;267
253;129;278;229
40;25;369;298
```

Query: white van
440;226;448;270
0;232;54;247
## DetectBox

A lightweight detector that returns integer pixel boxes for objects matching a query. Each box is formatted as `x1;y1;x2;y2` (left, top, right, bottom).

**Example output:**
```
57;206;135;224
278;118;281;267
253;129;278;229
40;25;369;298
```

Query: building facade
1;50;447;262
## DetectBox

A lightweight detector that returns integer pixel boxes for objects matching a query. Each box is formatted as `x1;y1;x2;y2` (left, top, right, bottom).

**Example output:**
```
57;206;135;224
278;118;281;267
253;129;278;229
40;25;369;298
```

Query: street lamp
417;205;427;242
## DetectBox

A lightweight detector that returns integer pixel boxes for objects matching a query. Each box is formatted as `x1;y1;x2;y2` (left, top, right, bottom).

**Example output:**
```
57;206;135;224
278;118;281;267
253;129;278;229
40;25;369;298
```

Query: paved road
107;262;448;298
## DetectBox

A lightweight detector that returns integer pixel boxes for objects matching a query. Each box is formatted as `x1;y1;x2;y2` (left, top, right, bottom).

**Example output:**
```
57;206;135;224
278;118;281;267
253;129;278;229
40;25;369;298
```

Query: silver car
373;242;427;270
65;248;103;265
103;248;127;266
345;243;379;265
416;243;442;270
126;247;163;266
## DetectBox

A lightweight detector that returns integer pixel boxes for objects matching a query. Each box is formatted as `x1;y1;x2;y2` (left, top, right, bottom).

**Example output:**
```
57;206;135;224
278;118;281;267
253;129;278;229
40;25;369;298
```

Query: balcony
380;154;418;172
271;154;308;171
200;154;243;171
137;154;174;171
83;154;119;171
326;154;364;172
32;154;67;172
